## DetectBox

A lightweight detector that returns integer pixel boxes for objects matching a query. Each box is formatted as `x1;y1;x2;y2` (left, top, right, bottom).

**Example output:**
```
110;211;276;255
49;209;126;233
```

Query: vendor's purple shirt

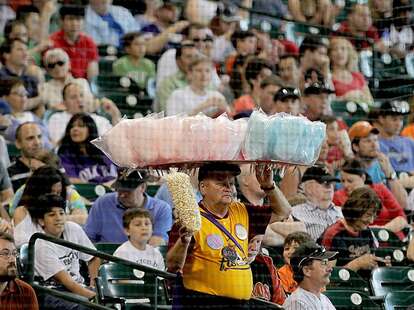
84;192;173;243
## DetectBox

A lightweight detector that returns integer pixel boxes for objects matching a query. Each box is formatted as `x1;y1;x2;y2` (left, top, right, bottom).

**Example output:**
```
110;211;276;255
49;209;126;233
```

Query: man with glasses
0;231;39;309
291;166;343;241
283;240;337;309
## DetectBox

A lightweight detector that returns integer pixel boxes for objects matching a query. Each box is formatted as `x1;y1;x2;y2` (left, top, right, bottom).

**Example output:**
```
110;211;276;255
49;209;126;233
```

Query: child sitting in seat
277;231;312;295
113;208;165;270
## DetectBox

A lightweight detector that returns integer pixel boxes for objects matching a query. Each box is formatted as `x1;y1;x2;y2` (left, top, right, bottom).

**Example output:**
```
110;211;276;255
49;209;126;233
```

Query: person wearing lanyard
167;162;291;309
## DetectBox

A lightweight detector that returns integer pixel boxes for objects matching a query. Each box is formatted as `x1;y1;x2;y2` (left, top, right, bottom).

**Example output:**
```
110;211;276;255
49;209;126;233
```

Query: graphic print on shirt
79;164;117;182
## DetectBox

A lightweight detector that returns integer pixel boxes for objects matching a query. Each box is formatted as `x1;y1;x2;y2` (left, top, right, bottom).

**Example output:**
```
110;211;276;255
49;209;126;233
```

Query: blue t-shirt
366;160;386;184
84;192;173;243
155;182;202;208
380;136;414;173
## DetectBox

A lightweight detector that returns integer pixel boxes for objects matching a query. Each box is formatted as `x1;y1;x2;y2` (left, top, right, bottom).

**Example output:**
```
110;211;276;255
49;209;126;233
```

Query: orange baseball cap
348;121;380;141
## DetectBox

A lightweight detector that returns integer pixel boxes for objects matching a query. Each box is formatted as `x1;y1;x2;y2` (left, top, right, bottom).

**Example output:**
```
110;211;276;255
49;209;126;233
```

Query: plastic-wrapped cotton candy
184;114;214;161
158;115;182;162
243;110;268;160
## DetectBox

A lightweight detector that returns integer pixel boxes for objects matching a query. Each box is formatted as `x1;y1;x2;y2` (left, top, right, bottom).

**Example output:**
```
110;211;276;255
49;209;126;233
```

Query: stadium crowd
1;0;414;309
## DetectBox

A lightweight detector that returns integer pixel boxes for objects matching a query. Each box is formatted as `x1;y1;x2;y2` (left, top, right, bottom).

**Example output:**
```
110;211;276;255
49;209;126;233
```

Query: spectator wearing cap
348;121;408;209
166;56;229;117
319;187;391;276
49;5;99;81
330;37;374;105
337;3;387;53
273;86;301;115
283;240;337;310
278;55;301;89
85;0;140;47
377;101;414;174
334;159;408;239
302;81;334;121
167;163;291;308
291;166;343;241
84;170;172;246
232;57;273;115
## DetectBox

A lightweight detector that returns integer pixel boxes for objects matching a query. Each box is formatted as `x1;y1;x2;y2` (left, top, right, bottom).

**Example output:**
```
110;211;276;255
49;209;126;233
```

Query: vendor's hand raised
255;164;274;189
178;225;193;245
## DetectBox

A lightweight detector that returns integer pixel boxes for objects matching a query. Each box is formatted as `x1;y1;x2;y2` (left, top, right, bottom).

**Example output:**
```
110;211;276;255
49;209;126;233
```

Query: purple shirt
84;192;173;243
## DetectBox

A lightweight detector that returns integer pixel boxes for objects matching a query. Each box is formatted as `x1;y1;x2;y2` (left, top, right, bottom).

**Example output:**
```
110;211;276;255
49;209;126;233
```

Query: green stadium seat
147;184;160;197
327;267;371;294
95;243;121;255
7;143;20;160
156;245;168;261
371;267;414;297
370;228;406;249
99;58;116;76
96;263;171;309
330;100;370;127
324;289;382;310
74;183;112;202
384;290;414;310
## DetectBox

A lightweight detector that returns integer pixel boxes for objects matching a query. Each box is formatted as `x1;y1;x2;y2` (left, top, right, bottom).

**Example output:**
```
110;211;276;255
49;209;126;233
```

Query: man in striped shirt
291;166;343;240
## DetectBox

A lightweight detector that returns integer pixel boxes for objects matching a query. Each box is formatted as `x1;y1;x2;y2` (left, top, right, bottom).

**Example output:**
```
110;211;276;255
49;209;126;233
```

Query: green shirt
156;70;188;112
112;56;156;89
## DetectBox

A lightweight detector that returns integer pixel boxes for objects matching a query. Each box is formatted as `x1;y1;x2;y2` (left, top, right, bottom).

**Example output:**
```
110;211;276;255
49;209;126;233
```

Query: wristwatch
386;171;397;181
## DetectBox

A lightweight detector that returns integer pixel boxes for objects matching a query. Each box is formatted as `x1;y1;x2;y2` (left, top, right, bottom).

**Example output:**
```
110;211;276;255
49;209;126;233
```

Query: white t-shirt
114;241;165;271
13;212;43;248
166;85;225;116
48;111;112;144
283;287;336;310
35;221;96;285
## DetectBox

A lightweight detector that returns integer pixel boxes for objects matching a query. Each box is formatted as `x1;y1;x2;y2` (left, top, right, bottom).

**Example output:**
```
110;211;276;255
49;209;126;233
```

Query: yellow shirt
183;202;253;300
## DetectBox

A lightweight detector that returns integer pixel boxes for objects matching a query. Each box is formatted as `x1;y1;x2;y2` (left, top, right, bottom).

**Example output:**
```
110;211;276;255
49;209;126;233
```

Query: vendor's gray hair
44;48;70;65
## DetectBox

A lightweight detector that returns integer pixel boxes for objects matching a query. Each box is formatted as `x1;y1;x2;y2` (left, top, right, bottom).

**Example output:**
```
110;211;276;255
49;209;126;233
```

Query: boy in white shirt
114;208;165;270
33;194;100;310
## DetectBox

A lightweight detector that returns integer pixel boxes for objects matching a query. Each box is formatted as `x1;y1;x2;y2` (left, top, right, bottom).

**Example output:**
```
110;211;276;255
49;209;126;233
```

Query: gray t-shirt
283;287;336;310
0;160;11;191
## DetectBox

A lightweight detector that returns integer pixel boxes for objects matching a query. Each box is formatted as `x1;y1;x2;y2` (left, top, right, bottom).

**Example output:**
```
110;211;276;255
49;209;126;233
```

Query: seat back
370;228;406;248
17;243;29;280
371;267;414;297
384;290;414;310
327;267;371;294
324;289;382;310
74;183;112;202
95;243;121;256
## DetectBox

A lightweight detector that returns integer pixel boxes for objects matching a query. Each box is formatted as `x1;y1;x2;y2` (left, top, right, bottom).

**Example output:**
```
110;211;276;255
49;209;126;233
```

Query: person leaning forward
166;162;291;309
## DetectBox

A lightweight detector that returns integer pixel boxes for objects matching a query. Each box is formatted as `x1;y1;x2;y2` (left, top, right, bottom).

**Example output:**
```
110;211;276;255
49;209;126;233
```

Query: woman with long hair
57;113;117;184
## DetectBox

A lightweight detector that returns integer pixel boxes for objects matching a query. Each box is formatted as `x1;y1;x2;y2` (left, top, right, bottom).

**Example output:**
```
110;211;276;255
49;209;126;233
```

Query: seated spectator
113;32;155;90
337;3;387;52
370;0;393;38
57;113;117;184
135;0;158;28
113;208;165;270
277;232;313;295
155;41;199;112
256;75;284;116
278;55;300;89
0;2;15;34
283;240;337;309
335;159;408;239
251;0;289;28
166;56;229;116
302;82;333;121
291;166;343;240
33;194;99;309
0;160;12;211
349;121;408;209
7;122;45;191
84;170;172;246
40;48;93;111
0;231;39;310
13;165;87;247
232;57;273;115
330;37;374;105
272;87;301;115
288;0;334;26
47;82;120;145
85;0;140;47
377;101;414;174
141;2;177;43
226;30;257;77
50;5;99;81
319;187;391;276
0;78;51;148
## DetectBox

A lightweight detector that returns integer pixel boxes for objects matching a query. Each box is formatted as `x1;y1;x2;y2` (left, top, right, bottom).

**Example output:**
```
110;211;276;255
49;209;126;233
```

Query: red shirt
333;184;406;239
337;22;380;50
49;30;99;79
333;71;367;97
0;279;39;310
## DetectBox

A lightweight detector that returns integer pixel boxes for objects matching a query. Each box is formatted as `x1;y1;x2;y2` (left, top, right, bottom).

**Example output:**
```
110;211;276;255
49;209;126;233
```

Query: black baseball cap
291;241;338;275
59;5;85;18
304;82;335;96
113;169;149;191
379;100;410;116
198;162;241;182
301;166;340;184
274;87;301;102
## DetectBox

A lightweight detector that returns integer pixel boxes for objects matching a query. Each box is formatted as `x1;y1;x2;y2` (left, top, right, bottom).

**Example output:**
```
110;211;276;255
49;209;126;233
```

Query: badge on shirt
206;234;224;250
235;224;247;240
222;245;238;263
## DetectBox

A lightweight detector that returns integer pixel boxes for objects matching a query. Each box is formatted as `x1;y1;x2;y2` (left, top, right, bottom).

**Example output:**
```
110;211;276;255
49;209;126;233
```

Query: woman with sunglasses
334;159;408;239
319;187;391;276
40;48;93;111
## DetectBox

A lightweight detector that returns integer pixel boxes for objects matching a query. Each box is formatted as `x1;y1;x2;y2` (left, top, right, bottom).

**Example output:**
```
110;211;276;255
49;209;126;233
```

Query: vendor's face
200;173;235;206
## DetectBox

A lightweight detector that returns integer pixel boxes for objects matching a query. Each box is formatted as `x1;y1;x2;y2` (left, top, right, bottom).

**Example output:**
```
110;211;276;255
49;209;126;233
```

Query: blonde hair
329;37;359;72
43;48;70;66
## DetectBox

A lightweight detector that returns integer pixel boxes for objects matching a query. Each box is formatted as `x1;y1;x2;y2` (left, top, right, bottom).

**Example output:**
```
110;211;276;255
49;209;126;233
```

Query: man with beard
349;121;408;209
0;232;39;309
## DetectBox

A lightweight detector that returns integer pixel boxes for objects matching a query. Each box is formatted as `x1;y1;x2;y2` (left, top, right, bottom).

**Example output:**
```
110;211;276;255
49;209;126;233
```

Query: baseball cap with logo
112;169;149;191
301;166;340;184
348;121;380;142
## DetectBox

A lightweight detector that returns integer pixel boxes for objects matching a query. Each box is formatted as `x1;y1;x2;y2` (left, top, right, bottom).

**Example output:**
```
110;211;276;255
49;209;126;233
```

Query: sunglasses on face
47;61;65;69
192;36;214;43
